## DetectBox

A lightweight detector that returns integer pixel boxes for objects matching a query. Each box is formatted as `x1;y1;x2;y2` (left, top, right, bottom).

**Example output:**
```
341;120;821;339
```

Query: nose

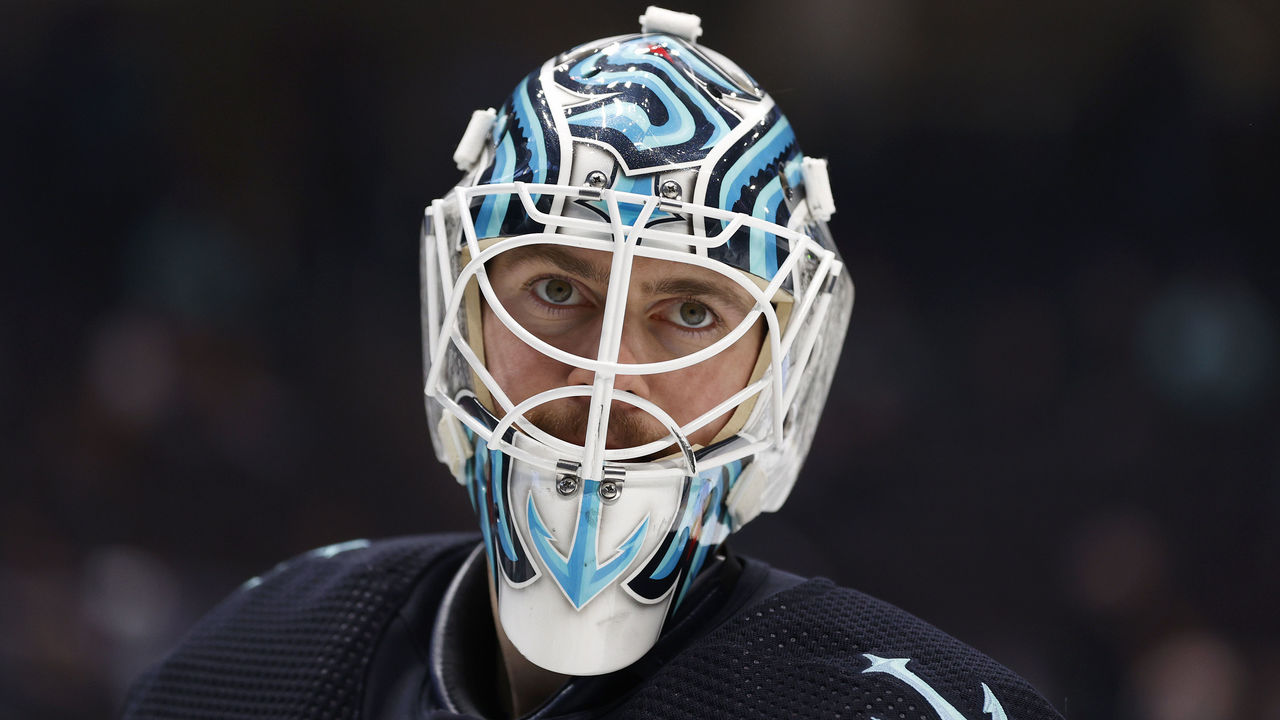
565;322;652;400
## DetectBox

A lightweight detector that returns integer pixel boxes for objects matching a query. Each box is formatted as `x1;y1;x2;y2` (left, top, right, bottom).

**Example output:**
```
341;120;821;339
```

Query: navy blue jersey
123;535;1063;719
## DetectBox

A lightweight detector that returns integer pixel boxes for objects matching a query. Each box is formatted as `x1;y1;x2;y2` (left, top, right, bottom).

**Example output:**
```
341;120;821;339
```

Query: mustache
524;400;674;456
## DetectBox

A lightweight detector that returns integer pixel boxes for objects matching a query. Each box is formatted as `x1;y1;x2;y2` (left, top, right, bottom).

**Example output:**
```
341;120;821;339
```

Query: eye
672;301;714;329
533;278;580;305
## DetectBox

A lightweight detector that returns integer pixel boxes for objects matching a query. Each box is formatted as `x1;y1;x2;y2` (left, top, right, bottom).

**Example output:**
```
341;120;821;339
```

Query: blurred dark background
2;1;1277;718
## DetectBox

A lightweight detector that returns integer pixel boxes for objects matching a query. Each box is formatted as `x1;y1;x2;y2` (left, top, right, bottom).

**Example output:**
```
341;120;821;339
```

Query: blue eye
534;278;578;305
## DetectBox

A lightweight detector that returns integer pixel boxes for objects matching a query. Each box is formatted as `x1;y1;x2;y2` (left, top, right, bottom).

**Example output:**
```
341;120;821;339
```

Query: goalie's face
481;244;764;452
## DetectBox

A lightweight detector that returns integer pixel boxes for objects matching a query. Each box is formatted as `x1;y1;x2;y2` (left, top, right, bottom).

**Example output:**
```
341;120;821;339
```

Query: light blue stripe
529;479;650;609
476;468;495;579
476;131;516;238
512;78;545;185
751;175;785;278
749;229;766;277
467;434;484;510
671;472;725;609
570;101;656;140
651;471;710;582
649;527;689;581
568;70;707;149
719;116;794;214
493;451;519;562
564;38;734;153
616;40;732;113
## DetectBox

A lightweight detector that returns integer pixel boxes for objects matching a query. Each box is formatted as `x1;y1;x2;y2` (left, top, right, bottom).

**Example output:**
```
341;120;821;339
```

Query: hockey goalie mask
421;11;854;676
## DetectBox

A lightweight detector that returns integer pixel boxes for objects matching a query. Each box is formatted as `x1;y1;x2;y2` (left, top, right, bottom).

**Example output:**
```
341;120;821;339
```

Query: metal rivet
659;179;682;199
585;170;608;189
557;475;579;496
599;481;620;501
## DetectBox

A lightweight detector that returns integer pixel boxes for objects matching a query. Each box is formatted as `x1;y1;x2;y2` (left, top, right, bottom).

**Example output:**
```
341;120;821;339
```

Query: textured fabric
123;535;477;720
123;536;1063;720
612;578;1059;719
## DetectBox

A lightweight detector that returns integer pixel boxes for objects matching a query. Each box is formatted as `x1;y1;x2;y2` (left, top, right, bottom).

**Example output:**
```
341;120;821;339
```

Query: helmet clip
555;459;627;502
639;6;703;43
801;157;836;222
453;108;497;171
599;464;626;503
555;459;581;495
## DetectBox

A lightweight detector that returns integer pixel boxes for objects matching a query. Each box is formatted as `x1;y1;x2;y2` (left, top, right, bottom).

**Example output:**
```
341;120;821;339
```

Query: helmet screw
585;170;609;189
599;480;620;501
556;475;579;496
659;179;682;199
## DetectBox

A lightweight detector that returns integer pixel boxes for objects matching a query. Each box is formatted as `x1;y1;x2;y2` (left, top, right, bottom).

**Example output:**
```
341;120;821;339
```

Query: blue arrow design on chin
527;479;650;610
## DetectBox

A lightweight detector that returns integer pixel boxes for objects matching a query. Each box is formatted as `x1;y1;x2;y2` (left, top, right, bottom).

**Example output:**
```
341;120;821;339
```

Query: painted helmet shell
421;23;853;675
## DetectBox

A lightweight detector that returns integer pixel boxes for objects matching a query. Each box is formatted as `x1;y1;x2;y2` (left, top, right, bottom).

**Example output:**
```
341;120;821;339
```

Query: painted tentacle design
471;74;562;240
459;394;742;613
555;34;759;172
627;460;742;613
460;397;539;588
703;106;806;283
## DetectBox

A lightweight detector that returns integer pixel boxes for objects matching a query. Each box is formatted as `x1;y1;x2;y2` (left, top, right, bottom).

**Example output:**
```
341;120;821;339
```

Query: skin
481;244;765;451
479;243;766;714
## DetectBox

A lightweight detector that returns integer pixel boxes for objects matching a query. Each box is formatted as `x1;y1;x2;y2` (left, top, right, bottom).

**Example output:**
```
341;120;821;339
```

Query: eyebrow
491;244;754;312
641;277;755;315
490;245;611;286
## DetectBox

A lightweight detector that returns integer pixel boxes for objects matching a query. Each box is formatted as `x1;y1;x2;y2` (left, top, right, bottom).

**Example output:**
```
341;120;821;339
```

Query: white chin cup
495;434;688;675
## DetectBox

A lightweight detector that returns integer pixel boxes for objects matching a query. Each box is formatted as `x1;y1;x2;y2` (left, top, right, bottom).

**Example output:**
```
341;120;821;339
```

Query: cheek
482;305;568;405
662;321;764;421
714;317;766;391
482;305;521;391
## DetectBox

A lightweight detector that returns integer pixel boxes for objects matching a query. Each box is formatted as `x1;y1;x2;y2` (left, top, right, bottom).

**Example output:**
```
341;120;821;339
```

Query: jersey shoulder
122;533;478;720
624;575;1064;720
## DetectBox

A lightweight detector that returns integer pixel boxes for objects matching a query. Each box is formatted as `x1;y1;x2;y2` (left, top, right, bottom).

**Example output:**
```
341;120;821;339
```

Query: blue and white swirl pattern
703;106;805;282
471;73;561;240
555;35;759;172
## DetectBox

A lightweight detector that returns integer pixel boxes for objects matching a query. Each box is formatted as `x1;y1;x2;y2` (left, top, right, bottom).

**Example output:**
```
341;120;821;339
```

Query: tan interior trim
460;245;496;412
706;287;794;446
